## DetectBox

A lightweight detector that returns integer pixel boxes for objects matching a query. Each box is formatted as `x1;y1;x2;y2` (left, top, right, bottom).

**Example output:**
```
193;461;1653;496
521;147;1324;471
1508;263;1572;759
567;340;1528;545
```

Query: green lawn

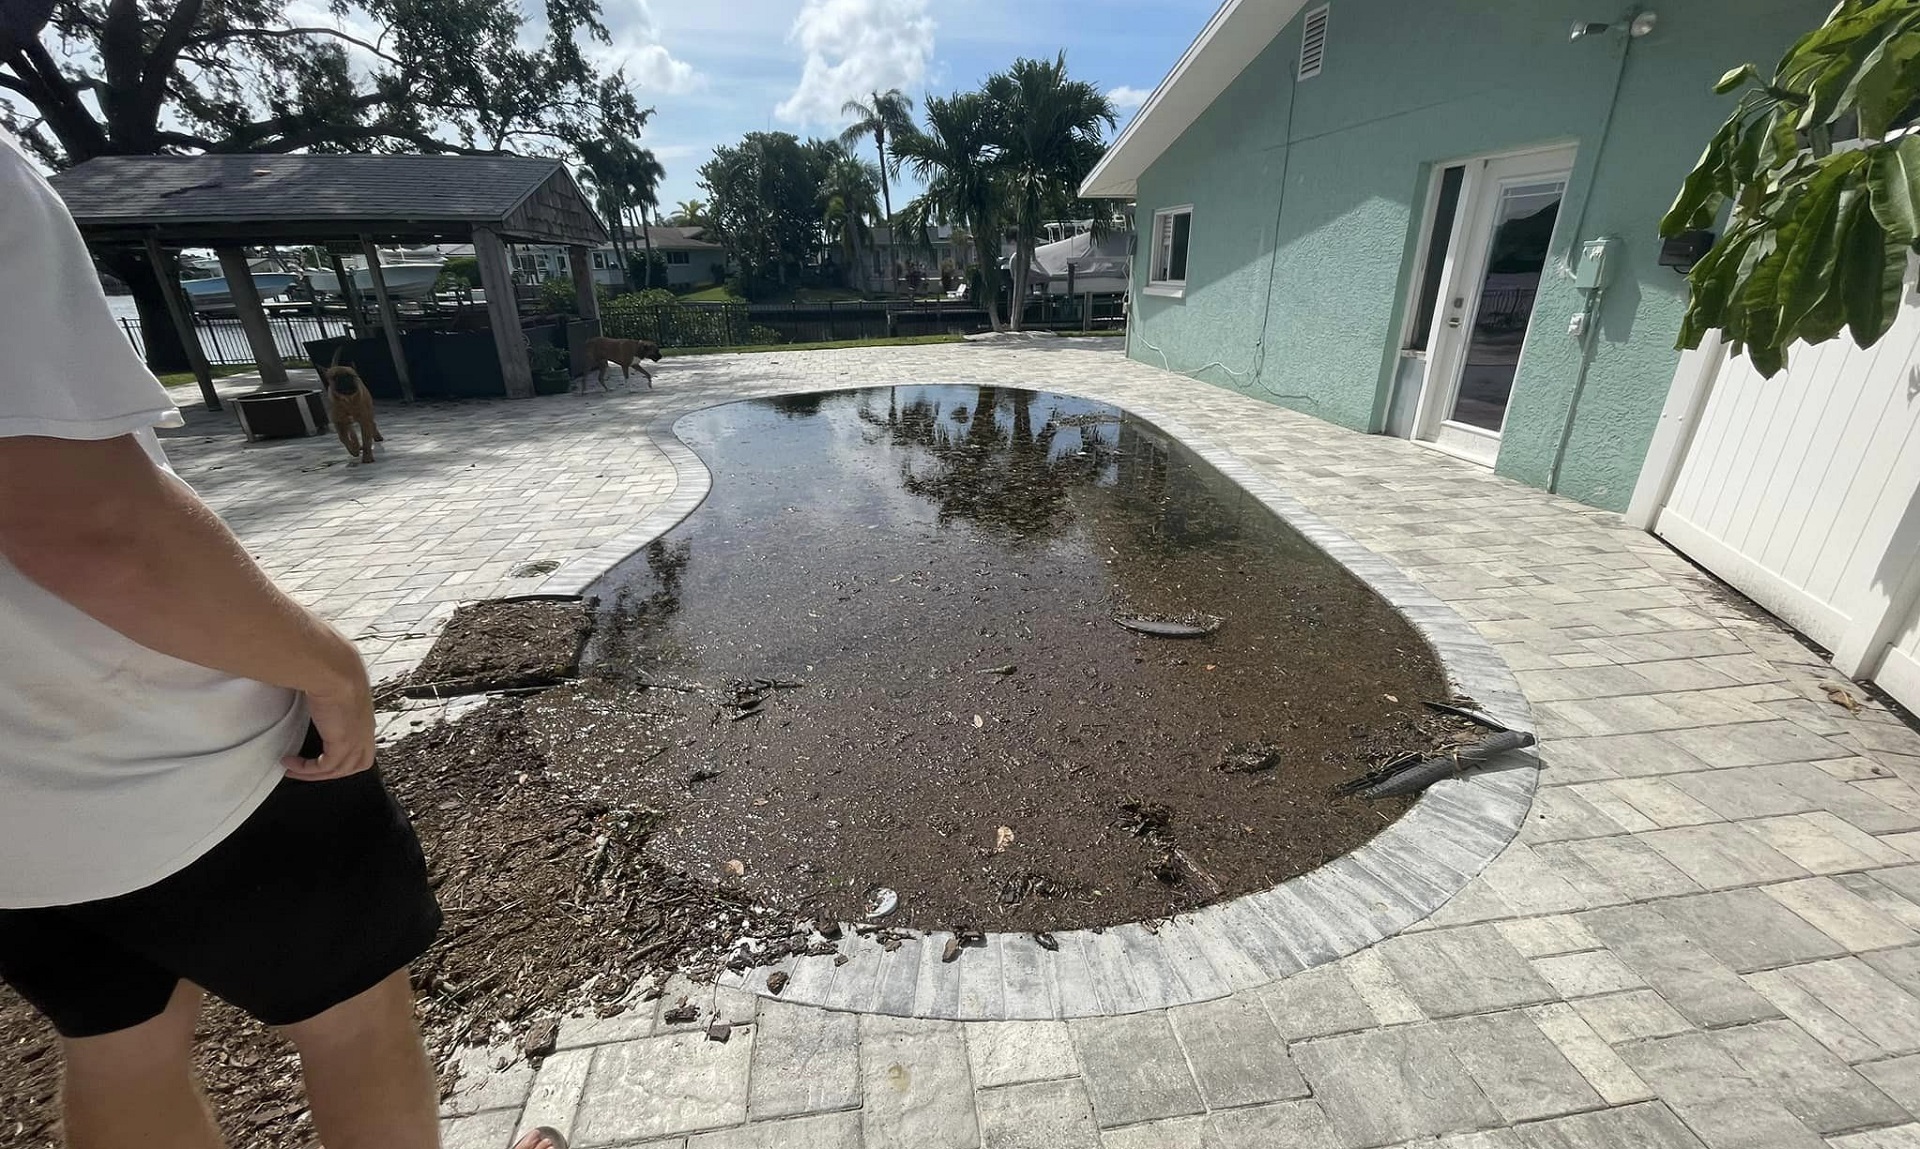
680;285;745;303
158;365;267;389
662;334;965;357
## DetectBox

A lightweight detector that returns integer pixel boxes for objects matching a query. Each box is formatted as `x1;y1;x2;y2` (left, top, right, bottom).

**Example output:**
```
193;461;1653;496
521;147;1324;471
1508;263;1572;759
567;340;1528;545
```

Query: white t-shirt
0;132;307;908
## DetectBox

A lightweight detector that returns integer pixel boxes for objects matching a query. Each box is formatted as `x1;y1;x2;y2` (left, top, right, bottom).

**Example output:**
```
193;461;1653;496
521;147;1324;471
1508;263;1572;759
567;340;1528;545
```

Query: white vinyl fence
1628;290;1920;712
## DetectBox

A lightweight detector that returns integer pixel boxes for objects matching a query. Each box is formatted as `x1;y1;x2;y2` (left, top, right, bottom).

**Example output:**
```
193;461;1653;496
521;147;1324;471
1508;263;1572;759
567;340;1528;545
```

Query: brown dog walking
582;336;661;391
325;345;383;463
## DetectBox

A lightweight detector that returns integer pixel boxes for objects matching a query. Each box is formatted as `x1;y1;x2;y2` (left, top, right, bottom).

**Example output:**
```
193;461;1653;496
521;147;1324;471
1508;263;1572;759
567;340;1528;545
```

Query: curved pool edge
535;382;1538;1019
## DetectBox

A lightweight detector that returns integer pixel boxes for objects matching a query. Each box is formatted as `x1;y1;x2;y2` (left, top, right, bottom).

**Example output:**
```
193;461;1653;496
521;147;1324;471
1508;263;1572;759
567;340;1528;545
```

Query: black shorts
0;765;441;1038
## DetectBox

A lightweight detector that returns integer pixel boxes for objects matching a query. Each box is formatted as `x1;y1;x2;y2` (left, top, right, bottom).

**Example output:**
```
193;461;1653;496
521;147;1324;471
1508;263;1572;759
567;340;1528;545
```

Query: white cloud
774;0;935;126
595;0;707;96
1106;85;1152;112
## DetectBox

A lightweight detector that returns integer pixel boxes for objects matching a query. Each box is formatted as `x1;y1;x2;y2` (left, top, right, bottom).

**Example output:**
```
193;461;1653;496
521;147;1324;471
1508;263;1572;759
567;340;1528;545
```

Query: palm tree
669;199;709;229
839;88;916;294
985;54;1115;330
627;148;666;287
893;92;1010;330
820;154;882;288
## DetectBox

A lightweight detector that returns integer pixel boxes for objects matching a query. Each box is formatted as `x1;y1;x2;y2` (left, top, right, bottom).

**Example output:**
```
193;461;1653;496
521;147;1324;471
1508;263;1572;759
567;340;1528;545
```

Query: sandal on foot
511;1128;567;1149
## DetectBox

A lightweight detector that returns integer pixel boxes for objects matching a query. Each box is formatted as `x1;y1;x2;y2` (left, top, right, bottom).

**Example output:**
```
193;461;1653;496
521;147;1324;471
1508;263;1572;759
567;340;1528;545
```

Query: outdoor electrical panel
1575;237;1619;292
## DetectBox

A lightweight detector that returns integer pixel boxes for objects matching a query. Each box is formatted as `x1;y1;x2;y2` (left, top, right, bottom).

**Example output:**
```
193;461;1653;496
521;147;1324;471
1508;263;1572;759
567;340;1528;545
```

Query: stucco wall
1130;0;1826;510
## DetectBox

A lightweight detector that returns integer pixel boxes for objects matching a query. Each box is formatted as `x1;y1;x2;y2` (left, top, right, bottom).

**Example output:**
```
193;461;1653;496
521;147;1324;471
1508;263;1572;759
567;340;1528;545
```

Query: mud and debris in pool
401;385;1482;934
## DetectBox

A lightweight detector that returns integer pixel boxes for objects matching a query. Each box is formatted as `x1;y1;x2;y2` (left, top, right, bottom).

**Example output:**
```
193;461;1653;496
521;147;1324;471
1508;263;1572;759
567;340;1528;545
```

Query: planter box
234;389;329;441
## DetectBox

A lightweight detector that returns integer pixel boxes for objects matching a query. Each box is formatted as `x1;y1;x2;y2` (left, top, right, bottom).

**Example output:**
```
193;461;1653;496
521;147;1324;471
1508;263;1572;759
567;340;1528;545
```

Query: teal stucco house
1082;0;1826;511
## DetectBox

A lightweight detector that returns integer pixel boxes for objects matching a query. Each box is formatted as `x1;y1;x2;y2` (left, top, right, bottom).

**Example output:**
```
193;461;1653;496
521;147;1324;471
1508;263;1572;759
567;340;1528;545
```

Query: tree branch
140;0;205;123
189;26;401;65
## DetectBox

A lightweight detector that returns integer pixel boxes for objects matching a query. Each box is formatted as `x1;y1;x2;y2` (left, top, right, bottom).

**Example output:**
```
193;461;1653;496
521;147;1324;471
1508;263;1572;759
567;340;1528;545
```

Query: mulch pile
0;687;794;1149
385;598;594;701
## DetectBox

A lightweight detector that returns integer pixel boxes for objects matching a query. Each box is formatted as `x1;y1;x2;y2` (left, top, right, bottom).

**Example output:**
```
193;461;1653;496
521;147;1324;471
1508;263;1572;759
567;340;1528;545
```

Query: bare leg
281;970;437;1149
62;980;226;1149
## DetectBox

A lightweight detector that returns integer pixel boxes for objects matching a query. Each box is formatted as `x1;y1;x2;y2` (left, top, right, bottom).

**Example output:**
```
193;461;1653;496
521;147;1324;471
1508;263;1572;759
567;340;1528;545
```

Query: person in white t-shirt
0;6;566;1148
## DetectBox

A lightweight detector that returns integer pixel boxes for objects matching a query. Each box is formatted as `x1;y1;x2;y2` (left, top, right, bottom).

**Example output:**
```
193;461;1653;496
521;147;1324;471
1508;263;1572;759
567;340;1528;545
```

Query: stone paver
164;346;1920;1149
977;1079;1100;1149
1068;1013;1204;1129
858;1016;978;1149
1295;1022;1500;1145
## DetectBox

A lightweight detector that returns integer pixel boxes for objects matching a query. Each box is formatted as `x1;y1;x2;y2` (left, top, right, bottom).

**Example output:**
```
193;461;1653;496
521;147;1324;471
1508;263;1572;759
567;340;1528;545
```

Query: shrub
746;324;783;345
437;256;481;290
939;259;957;292
534;278;577;315
528;343;570;391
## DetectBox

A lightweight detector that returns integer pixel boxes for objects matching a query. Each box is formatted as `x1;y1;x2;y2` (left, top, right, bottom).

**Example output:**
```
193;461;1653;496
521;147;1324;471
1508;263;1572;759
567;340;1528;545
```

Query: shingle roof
52;153;554;222
642;225;725;250
45;153;607;246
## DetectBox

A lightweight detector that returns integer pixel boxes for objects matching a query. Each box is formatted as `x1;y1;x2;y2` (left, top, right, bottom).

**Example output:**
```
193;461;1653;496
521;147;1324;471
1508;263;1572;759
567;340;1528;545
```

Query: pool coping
537;381;1538;1019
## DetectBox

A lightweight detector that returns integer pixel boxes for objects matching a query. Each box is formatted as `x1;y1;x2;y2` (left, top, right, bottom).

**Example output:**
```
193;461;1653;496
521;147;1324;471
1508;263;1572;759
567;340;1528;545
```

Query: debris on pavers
521;1019;558;1061
765;971;790;995
1340;728;1538;799
705;1019;733;1043
384;598;595;701
1822;682;1865;713
1032;931;1060;951
941;928;986;963
662;999;700;1025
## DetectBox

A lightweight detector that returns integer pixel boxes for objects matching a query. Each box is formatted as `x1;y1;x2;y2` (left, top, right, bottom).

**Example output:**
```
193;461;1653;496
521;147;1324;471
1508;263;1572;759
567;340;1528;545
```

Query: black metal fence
122;293;1128;367
119;312;358;367
602;295;1126;348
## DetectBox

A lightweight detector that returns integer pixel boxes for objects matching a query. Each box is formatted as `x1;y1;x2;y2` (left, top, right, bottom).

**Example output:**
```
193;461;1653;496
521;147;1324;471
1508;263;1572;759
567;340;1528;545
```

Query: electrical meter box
1575;237;1619;292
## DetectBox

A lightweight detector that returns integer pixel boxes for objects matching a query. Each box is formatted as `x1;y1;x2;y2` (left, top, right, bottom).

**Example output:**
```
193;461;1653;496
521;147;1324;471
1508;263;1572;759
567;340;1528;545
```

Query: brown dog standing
324;346;383;463
582;337;662;391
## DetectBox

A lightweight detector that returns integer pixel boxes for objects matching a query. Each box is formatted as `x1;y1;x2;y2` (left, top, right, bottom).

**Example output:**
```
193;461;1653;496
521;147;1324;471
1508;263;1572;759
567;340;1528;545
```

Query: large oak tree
1;0;645;369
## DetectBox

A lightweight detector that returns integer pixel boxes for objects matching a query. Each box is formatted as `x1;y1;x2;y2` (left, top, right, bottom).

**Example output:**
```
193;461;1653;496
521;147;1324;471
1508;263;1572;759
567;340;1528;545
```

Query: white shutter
1299;4;1330;80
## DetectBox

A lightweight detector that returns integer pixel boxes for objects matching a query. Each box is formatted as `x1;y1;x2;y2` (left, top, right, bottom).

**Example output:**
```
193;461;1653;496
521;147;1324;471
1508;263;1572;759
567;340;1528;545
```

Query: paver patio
160;340;1920;1149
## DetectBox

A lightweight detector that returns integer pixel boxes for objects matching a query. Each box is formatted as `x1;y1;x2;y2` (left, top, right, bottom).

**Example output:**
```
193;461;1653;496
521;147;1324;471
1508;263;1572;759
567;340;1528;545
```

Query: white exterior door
1412;146;1577;466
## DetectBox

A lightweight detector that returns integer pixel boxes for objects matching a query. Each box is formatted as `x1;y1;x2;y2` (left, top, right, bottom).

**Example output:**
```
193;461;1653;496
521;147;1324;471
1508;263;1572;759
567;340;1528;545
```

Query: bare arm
0;433;374;779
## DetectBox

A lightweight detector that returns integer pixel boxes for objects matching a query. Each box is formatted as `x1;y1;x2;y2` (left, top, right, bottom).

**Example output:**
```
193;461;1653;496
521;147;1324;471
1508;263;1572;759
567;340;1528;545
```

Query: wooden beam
568;244;600;326
215;247;288;388
327;249;367;338
360;236;416;403
143;235;220;411
474;226;533;399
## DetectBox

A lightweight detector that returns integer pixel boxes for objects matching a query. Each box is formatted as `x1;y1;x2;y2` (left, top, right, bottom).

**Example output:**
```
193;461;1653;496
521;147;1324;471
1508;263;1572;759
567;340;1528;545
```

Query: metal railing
119;312;358;367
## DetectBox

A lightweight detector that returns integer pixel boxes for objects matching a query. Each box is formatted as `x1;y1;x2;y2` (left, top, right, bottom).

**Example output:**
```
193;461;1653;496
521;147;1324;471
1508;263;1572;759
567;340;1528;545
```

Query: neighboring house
1082;0;1826;511
520;227;732;289
846;225;969;294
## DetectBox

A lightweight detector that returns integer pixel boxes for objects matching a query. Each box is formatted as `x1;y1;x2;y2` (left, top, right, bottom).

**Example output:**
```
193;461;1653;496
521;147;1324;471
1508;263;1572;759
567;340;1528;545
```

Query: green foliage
746;324;785;345
940;259;959;292
529;343;571;392
1664;0;1920;376
821;149;883;281
535;278;579;315
893;92;1011;325
628;249;670;287
890;54;1113;329
438;257;483;290
699;132;832;291
4;0;648;168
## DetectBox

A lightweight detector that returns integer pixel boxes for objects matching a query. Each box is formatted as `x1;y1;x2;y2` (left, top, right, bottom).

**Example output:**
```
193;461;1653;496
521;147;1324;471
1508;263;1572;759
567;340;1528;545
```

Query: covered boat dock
48;154;609;409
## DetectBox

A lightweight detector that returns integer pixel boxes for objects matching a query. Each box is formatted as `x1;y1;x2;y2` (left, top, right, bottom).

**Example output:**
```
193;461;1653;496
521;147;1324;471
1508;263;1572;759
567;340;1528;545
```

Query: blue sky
602;0;1217;212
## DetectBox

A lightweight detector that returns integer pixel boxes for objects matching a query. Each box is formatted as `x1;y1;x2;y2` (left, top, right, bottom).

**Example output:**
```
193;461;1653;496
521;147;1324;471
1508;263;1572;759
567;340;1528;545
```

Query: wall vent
1299;4;1330;80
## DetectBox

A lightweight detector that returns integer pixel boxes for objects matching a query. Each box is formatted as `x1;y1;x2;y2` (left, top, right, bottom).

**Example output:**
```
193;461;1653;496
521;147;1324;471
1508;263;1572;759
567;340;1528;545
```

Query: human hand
283;668;377;781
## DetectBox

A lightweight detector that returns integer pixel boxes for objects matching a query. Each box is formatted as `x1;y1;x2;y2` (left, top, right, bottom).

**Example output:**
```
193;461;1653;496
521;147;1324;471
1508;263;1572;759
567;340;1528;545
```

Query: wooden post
215;247;288;388
360;236;415;402
568;245;600;327
474;227;533;398
327;249;366;338
144;236;219;411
